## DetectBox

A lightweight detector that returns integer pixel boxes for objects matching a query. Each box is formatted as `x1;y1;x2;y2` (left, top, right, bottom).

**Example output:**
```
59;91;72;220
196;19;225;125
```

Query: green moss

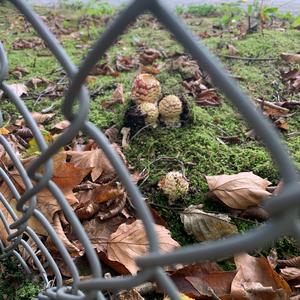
0;257;41;300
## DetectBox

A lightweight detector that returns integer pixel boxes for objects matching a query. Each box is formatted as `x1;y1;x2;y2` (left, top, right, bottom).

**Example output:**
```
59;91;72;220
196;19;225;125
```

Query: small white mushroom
138;102;159;128
131;73;161;104
158;171;189;204
158;95;183;128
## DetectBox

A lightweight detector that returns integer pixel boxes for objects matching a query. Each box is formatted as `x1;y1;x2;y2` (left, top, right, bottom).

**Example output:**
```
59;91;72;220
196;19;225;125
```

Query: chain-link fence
0;0;300;299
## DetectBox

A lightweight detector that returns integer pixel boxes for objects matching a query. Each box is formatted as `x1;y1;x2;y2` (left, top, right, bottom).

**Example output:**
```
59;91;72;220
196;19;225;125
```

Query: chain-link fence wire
0;0;300;299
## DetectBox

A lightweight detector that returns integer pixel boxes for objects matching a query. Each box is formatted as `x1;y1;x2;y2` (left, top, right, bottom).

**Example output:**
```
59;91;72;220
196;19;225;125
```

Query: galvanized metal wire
0;0;299;299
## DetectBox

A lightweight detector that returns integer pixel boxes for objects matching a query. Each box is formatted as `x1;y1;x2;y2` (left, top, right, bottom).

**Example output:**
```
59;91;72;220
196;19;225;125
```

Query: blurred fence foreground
1;0;300;299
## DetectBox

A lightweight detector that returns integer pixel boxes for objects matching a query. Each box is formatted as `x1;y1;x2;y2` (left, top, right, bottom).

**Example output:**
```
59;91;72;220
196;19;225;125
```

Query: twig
220;55;277;61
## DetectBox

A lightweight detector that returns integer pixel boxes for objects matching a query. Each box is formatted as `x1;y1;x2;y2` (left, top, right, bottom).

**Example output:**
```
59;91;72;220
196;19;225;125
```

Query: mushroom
138;102;159;128
131;73;161;104
158;95;183;128
158;171;189;204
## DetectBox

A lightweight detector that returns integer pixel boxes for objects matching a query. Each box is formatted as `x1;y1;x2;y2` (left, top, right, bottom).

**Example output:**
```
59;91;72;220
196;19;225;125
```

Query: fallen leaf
53;120;70;131
239;205;269;221
27;77;49;89
231;253;291;300
90;63;119;77
278;256;300;268
180;205;238;242
228;44;239;56
116;55;138;71
11;162;91;224
107;219;180;274
280;267;300;281
206;172;271;209
254;99;289;117
139;47;162;65
31;112;55;124
83;215;128;253
186;272;234;299
139;64;160;75
67;144;125;182
12;37;44;50
0;83;28;100
274;117;289;131
0;127;10;135
101;84;125;109
281;53;300;64
195;89;221;107
171;263;235;299
10;67;29;79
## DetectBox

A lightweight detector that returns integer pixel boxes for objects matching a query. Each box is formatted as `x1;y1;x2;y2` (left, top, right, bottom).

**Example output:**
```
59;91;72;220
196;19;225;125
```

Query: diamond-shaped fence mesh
0;0;300;299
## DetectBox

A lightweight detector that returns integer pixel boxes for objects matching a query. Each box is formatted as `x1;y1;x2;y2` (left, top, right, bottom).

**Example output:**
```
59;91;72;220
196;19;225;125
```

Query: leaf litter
1;8;300;299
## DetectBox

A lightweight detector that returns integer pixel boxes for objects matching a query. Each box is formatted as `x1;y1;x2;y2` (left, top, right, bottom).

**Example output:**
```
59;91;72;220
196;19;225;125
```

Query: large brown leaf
180;205;238;242
11;162;91;226
206;172;271;209
107;219;180;274
281;53;300;64
67;144;126;182
171;263;235;299
231;253;291;300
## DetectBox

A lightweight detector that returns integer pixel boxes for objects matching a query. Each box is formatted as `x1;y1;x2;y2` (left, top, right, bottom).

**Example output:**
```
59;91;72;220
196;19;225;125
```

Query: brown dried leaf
52;213;81;255
180;205;238;242
281;53;300;64
186;272;235;299
90;63;120;77
53;120;70;131
206;172;271;209
139;64;161;75
195;89;221;107
280;267;300;281
0;83;28;100
139;47;162;65
83;215;128;253
27;77;48;89
67;144;125;182
31;112;55;124
231;253;291;300
101;84;125;109
278;256;300;268
116;55;138;71
12;37;44;50
255;99;289;117
171;263;234;299
239;206;269;221
107;219;180;274
228;44;238;56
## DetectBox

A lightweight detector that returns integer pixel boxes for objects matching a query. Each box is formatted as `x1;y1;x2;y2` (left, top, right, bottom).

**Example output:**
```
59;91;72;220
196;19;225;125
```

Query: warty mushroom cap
158;171;189;204
158;95;183;128
138;102;159;127
131;73;161;104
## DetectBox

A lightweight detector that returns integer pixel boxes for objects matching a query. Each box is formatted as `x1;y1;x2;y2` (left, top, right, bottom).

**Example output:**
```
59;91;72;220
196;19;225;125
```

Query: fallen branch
220;55;277;62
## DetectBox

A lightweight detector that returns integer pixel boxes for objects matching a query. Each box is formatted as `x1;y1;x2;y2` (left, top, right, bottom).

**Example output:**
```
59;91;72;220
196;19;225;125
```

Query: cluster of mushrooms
125;73;190;203
131;73;186;128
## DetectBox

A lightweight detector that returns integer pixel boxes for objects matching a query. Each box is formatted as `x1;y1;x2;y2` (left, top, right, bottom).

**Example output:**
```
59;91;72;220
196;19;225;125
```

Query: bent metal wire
0;0;299;299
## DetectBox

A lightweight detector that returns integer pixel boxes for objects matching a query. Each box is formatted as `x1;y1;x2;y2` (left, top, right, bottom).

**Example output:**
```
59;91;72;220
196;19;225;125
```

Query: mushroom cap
138;102;159;127
158;171;189;203
131;73;161;104
159;95;182;118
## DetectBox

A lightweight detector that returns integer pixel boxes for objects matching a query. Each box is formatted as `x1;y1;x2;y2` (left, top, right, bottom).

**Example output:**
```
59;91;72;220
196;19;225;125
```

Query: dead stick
220;55;277;61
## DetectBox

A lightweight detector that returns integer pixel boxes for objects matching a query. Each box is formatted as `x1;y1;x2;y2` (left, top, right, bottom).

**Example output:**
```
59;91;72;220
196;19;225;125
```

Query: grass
0;1;300;298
